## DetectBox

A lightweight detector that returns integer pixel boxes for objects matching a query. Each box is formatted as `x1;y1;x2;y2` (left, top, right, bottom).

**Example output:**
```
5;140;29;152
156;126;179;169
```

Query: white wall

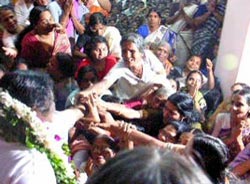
215;0;250;98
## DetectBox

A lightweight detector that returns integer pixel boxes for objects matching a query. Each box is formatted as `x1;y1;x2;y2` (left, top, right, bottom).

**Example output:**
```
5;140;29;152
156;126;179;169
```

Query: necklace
0;89;77;184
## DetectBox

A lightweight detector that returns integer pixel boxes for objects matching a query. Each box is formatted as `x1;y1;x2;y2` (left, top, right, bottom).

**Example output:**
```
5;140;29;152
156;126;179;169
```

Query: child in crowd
181;70;207;117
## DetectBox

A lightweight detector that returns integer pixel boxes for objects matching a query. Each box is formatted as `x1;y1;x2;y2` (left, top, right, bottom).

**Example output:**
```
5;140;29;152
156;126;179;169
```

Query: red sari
75;55;117;80
20;30;71;68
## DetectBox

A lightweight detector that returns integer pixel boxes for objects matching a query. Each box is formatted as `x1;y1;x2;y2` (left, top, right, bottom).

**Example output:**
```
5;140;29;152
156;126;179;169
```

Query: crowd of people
1;0;250;184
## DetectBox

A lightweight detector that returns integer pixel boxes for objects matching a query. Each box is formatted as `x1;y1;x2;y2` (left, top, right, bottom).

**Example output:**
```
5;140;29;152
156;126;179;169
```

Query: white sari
169;4;198;67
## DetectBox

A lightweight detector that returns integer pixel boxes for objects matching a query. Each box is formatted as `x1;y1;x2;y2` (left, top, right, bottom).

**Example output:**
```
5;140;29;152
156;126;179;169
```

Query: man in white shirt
0;137;57;184
80;33;174;101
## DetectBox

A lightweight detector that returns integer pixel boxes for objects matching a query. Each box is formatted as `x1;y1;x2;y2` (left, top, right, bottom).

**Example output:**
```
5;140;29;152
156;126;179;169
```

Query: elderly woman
79;33;173;102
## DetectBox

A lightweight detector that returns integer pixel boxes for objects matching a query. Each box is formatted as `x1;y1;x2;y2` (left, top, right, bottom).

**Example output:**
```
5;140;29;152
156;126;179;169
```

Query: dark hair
13;57;29;70
186;55;202;69
0;70;54;116
0;64;7;72
0;4;15;15
56;52;76;78
167;92;202;124
147;8;162;19
192;134;229;184
231;82;249;92
186;70;204;85
85;36;109;60
167;120;192;141
167;76;180;91
89;12;107;27
121;33;145;53
16;6;49;51
168;92;194;119
29;6;48;27
75;65;98;86
87;147;212;184
91;134;120;154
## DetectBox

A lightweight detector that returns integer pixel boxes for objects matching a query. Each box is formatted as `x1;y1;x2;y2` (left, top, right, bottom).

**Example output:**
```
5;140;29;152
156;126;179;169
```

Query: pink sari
21;30;71;69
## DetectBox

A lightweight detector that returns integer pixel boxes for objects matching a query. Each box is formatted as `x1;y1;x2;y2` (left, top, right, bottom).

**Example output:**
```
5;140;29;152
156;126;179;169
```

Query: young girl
76;35;117;80
85;134;119;176
212;88;250;161
181;70;207;116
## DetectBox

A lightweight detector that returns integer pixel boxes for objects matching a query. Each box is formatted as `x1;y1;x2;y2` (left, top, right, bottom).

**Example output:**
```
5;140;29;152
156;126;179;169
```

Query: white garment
169;4;198;67
48;110;82;145
104;50;174;100
92;0;100;6
2;30;17;48
170;4;198;33
14;0;34;26
103;26;122;59
144;25;168;48
0;0;10;6
48;1;62;23
212;112;231;137
0;138;56;184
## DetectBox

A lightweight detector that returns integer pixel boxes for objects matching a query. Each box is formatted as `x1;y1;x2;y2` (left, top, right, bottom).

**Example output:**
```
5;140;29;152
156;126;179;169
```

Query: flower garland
0;89;77;184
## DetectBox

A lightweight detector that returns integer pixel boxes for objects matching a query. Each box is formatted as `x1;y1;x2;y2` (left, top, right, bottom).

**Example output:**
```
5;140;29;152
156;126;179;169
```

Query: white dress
0;138;57;184
14;0;34;26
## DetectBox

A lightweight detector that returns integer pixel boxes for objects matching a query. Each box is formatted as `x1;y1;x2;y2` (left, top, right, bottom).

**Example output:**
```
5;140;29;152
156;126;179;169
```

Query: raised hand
206;58;213;72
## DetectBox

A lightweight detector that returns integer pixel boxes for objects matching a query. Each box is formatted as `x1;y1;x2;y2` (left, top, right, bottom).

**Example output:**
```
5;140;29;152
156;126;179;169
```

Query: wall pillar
215;0;250;98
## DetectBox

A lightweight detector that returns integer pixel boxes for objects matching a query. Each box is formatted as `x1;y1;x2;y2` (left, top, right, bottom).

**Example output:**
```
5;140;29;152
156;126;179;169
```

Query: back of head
192;134;229;183
86;146;212;184
167;92;202;125
168;92;194;119
0;70;54;116
56;52;76;78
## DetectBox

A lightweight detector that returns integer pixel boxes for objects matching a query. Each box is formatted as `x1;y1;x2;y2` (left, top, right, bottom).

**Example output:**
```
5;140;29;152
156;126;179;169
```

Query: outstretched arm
97;100;143;119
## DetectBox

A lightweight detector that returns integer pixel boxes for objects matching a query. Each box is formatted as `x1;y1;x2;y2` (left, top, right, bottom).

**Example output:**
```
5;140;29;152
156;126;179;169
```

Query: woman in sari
19;6;71;70
180;0;226;74
137;8;177;52
166;0;198;67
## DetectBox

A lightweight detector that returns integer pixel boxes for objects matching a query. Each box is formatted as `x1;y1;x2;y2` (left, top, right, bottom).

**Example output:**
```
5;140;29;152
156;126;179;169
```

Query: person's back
0;138;57;184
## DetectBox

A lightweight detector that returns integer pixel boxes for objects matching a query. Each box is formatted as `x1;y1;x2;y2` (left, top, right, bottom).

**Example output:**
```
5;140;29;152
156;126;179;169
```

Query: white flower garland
0;89;77;184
